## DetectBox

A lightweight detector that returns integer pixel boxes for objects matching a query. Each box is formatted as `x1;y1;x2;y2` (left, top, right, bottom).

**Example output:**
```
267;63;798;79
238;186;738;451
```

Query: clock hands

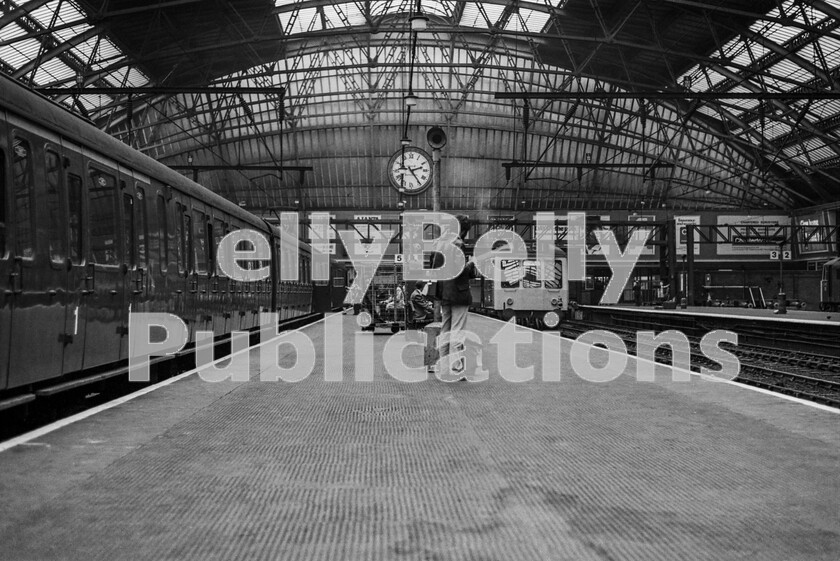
406;166;424;184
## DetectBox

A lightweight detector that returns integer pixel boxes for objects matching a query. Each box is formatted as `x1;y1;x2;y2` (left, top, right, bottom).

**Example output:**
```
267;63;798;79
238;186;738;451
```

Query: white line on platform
476;313;840;414
0;313;339;454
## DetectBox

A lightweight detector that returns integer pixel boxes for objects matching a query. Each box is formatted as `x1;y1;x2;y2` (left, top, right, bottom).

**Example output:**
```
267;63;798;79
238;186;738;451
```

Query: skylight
0;0;147;92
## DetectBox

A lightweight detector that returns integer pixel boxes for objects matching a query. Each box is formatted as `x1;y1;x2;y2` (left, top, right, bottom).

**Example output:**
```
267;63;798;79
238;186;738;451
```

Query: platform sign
675;216;701;256
797;212;830;254
488;215;515;231
629;214;656;256
587;215;611;256
769;250;792;260
394;253;404;264
717;215;790;255
550;214;612;256
313;242;336;255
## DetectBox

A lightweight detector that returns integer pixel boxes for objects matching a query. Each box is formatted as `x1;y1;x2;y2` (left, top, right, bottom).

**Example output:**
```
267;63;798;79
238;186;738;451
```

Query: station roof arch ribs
0;0;837;212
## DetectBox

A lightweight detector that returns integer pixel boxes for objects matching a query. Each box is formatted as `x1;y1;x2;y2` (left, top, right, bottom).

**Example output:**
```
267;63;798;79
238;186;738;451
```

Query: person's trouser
439;302;469;359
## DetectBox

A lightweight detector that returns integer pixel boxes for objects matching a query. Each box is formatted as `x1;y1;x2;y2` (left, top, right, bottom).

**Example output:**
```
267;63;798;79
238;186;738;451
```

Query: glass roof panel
459;2;505;28
322;4;367;27
505;8;551;33
0;21;27;41
278;7;322;35
0;37;41;69
77;93;114;111
32;57;74;84
28;0;85;29
51;23;91;43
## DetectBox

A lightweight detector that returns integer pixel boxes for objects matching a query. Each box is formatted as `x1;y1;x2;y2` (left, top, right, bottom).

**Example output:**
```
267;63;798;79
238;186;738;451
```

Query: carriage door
82;163;124;369
169;197;189;330
190;205;211;335
0;129;11;390
4;132;67;388
59;144;87;376
41;144;80;380
117;173;151;359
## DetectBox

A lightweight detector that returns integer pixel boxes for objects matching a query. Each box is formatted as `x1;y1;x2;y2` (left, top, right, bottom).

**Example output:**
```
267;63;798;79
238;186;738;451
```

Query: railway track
559;320;840;408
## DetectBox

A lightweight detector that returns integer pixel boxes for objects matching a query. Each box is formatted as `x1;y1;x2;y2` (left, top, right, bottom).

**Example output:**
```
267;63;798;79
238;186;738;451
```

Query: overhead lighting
410;13;429;31
404;93;418;107
400;136;411;146
585;153;592;163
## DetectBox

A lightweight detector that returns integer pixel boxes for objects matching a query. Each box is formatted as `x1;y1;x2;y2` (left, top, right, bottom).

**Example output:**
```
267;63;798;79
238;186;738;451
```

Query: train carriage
0;73;333;403
470;254;569;329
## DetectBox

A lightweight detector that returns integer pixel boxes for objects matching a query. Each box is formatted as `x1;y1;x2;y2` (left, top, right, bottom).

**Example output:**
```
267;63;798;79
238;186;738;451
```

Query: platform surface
588;304;840;324
0;313;838;560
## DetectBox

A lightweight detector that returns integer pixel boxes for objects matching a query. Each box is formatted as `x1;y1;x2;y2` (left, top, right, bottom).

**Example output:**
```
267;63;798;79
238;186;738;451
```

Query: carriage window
67;174;83;264
0;148;6;258
206;220;214;274
136;187;148;266
174;202;184;273
544;261;564;289
122;194;135;266
12;138;34;259
89;168;117;265
499;259;521;288
184;212;193;273
193;210;207;274
45;150;65;262
156;195;168;272
521;261;542;289
213;218;224;275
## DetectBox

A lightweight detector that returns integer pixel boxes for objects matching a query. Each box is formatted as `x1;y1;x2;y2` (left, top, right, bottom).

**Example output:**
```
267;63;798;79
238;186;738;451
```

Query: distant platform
0;313;837;560
584;304;840;325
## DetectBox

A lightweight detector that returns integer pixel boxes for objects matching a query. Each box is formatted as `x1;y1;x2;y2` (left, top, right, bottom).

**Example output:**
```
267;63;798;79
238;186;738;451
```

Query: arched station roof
1;0;839;214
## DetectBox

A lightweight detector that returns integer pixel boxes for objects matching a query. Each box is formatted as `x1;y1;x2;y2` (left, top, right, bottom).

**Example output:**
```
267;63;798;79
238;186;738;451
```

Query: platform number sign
394;253;404;264
782;250;792;260
770;250;792;260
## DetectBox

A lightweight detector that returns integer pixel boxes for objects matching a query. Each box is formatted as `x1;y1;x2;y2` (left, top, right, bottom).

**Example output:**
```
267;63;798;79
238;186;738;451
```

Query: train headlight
357;311;372;328
550;298;559;307
543;311;560;328
506;298;514;306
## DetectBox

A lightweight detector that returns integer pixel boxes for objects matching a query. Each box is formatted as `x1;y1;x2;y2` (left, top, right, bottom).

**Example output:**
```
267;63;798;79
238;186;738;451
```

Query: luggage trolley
358;262;406;333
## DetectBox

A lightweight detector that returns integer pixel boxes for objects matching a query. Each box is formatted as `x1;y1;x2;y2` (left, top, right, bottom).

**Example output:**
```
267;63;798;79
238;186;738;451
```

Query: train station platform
1;313;838;560
580;304;840;358
585;304;840;324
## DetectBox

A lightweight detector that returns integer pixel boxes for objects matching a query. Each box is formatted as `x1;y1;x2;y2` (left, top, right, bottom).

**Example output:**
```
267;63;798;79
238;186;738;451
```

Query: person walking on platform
430;214;477;381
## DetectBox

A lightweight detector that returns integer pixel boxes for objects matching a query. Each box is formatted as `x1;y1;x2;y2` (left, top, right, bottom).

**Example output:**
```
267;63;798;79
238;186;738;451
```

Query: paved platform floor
0;312;838;560
591;304;840;324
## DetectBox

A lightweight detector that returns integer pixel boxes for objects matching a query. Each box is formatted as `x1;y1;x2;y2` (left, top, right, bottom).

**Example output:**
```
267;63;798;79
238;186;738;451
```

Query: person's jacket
430;238;476;305
410;289;434;317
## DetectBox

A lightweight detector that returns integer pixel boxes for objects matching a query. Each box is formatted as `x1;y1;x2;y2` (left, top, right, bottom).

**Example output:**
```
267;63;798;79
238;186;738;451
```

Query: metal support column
431;148;441;212
667;219;678;303
686;226;695;306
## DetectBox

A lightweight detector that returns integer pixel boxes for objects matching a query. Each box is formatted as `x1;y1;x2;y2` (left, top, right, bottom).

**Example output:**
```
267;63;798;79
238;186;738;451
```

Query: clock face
388;147;433;194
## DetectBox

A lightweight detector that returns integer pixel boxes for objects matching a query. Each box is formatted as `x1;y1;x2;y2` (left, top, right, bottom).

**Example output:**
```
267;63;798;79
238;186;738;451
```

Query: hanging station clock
387;146;433;194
